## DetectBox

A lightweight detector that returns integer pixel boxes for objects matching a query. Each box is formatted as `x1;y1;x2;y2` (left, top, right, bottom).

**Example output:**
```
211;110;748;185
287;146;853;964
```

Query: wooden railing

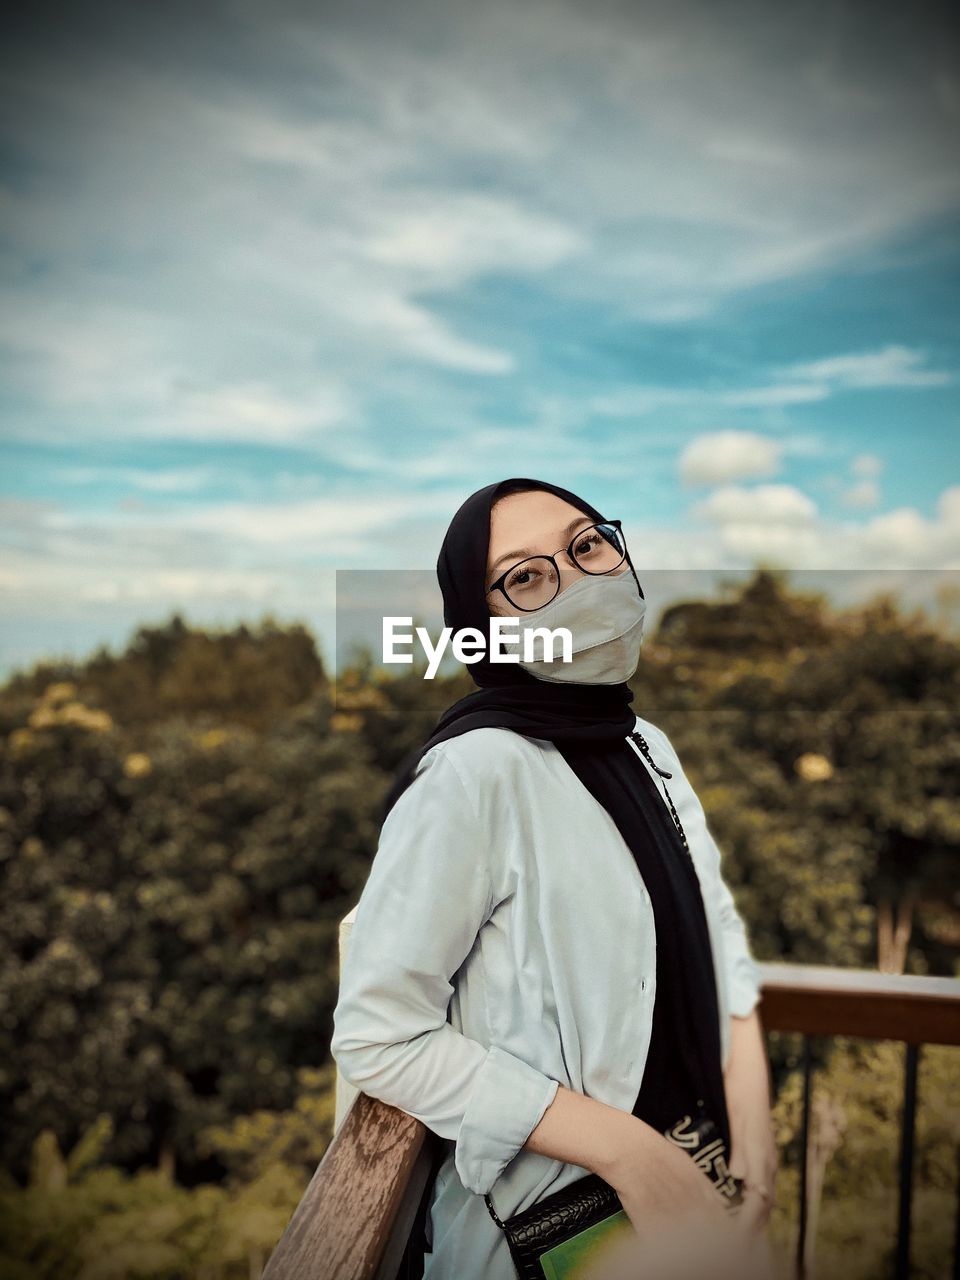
261;1090;438;1280
263;962;960;1280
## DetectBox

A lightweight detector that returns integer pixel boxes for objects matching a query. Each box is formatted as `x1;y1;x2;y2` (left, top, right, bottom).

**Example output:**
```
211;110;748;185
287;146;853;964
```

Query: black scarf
380;476;730;1154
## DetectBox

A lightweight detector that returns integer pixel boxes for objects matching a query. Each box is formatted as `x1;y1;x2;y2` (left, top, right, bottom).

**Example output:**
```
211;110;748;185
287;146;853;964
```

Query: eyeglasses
485;519;629;612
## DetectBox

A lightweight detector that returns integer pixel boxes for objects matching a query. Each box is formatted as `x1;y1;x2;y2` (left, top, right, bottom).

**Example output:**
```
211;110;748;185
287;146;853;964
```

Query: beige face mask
513;568;646;685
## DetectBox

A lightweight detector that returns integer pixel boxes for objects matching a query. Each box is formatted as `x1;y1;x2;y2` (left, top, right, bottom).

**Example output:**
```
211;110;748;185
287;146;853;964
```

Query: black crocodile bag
483;1112;744;1280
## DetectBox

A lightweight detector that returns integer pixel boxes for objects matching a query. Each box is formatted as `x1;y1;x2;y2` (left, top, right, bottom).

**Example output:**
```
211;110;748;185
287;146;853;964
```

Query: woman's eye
575;534;601;557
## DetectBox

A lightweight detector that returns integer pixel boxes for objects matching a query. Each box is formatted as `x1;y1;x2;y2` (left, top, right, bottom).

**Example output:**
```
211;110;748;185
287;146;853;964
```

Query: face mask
511;568;646;685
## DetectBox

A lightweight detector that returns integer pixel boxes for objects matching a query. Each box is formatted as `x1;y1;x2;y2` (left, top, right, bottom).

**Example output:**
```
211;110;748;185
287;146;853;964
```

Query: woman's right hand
526;1093;772;1275
606;1124;732;1234
529;1089;734;1231
599;1130;773;1278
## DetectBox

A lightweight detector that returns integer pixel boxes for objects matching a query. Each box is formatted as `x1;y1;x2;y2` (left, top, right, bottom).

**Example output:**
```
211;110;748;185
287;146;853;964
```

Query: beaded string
484;1191;505;1226
628;731;691;859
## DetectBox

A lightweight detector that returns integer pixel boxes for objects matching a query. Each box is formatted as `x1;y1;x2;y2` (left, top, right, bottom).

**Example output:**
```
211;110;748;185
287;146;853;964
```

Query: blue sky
1;0;958;677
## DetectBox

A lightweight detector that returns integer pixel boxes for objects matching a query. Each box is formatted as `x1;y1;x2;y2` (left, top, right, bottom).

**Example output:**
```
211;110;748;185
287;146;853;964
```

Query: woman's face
485;489;627;619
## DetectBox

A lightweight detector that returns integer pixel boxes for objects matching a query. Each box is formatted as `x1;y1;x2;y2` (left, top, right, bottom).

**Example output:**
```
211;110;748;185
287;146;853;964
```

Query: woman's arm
330;747;559;1198
523;1087;736;1231
724;1009;779;1232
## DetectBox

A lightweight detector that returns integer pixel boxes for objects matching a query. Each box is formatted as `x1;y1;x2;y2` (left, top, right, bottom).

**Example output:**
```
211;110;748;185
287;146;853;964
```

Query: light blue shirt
330;714;763;1279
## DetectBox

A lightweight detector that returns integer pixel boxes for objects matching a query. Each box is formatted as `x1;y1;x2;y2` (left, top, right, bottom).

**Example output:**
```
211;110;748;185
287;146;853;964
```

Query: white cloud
0;292;359;445
719;384;830;408
0;52;584;441
851;452;884;478
175;493;446;549
3;0;958;448
358;294;513;373
175;382;350;441
571;346;948;439
584;382;828;418
54;466;216;493
0;487;468;565
0;485;466;675
693;483;818;528
778;344;953;389
841;480;881;509
856;488;960;565
691;482;960;569
362;191;583;278
679;431;783;486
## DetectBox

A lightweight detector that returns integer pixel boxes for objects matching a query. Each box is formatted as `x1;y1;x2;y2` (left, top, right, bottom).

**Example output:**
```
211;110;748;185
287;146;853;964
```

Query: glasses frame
485;518;629;613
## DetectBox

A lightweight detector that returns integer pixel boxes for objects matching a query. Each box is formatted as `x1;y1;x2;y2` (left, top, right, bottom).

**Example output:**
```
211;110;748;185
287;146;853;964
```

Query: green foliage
763;1037;959;1279
197;1062;336;1183
0;614;325;735
332;653;475;776
0;1090;320;1280
0;627;378;1182
0;576;957;1276
629;571;960;977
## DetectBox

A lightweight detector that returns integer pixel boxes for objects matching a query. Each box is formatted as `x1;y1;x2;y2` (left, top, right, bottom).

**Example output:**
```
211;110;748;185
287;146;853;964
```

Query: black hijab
380;477;731;1153
382;476;640;814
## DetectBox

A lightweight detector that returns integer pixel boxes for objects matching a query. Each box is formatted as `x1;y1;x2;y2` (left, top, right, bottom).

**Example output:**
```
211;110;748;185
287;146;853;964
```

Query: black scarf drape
380;476;730;1156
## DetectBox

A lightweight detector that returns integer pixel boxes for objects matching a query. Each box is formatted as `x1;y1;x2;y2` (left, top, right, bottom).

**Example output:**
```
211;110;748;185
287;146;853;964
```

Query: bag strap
629;731;691;857
484;1191;506;1228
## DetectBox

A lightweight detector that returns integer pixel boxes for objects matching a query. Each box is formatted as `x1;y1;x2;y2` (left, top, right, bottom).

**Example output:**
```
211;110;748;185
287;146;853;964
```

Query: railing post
795;1033;815;1280
894;1042;920;1280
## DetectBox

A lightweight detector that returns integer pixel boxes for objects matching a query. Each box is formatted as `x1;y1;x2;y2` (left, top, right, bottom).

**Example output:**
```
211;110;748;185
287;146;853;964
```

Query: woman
331;478;778;1279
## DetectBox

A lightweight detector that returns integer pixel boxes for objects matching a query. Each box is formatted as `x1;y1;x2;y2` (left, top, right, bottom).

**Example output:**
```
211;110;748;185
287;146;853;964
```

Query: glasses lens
502;556;559;611
571;523;625;573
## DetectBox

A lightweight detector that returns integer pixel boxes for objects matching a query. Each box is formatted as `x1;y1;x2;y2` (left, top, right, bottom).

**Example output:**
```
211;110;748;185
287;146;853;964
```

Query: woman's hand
608;1124;731;1231
526;1085;770;1267
600;1126;762;1277
528;1085;732;1229
526;1092;770;1276
724;1008;779;1236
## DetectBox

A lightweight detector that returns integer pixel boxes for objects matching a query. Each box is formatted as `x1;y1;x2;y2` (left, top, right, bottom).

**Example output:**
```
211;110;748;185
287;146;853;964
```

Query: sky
1;0;959;678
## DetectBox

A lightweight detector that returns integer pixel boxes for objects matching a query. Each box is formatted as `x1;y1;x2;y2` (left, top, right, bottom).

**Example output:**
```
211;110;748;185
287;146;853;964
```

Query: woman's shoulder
417;716;679;779
405;728;543;836
416;724;544;780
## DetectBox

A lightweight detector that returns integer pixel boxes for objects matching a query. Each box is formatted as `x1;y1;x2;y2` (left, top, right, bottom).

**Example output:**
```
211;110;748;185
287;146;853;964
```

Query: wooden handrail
261;1090;437;1280
754;961;960;1045
264;961;960;1280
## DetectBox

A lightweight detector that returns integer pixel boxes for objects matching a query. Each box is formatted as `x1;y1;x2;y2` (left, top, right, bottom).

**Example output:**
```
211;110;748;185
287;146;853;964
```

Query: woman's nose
556;549;582;588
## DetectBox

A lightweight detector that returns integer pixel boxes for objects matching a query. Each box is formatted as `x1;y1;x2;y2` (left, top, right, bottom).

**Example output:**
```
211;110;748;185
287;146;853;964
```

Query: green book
538;1208;633;1280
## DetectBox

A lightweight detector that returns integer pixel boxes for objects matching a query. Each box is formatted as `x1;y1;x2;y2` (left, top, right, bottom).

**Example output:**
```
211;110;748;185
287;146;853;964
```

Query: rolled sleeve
330;746;560;1197
456;1043;560;1194
712;867;763;1017
640;723;763;1019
